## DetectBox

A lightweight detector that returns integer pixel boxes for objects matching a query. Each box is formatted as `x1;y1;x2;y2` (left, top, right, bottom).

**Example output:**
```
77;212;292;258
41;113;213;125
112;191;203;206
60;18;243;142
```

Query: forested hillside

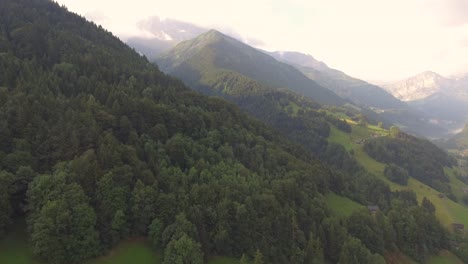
0;0;454;263
364;129;457;198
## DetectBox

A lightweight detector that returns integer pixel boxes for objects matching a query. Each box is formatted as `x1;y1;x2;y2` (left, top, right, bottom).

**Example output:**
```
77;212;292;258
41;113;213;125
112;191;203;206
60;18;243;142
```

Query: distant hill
157;30;346;106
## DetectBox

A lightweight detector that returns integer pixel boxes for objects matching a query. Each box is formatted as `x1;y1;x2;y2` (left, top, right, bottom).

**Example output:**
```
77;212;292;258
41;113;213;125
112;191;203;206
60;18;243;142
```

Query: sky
55;0;468;83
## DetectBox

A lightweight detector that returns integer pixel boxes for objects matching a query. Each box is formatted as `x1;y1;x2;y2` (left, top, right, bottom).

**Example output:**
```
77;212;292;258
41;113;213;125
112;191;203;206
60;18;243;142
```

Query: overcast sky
56;0;468;82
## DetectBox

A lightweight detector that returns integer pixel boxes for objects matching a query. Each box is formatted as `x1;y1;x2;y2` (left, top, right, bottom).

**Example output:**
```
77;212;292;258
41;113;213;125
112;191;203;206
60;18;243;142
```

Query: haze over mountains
384;71;468;133
123;17;468;137
269;51;406;110
125;17;207;61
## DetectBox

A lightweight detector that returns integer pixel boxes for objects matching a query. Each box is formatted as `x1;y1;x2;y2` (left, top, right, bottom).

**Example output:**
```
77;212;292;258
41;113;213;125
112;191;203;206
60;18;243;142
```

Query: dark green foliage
240;254;249;264
0;171;14;236
131;180;158;235
383;164;409;185
253;249;264;264
304;235;324;264
148;218;163;249
27;173;99;264
364;132;456;195
346;209;385;254
338;238;385;264
163;233;204;264
325;116;351;133
387;199;448;262
421;197;435;213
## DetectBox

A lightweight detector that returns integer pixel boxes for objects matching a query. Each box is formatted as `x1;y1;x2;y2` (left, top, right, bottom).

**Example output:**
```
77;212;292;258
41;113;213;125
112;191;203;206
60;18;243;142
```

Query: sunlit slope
328;123;468;228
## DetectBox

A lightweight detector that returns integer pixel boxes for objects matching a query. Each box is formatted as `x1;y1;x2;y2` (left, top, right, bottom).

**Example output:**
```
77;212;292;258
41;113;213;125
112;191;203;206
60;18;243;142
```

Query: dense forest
0;0;453;263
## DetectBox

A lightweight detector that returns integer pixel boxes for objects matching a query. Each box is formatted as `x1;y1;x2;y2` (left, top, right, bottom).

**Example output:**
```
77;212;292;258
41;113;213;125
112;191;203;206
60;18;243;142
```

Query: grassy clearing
384;251;419;264
0;227;161;264
328;124;468;228
325;193;364;218
0;220;37;264
425;250;464;264
87;239;161;264
445;167;468;203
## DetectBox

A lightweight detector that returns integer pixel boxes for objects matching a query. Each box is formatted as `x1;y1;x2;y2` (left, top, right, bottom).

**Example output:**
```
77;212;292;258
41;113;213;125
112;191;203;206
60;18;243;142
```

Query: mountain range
151;30;450;138
384;71;468;133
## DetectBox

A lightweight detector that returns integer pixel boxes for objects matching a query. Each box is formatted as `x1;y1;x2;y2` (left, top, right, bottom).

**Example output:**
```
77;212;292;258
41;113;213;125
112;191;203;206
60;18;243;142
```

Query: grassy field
0;223;239;264
325;192;364;218
384;251;419;264
86;240;161;264
425;250;464;264
328;124;468;228
0;220;38;264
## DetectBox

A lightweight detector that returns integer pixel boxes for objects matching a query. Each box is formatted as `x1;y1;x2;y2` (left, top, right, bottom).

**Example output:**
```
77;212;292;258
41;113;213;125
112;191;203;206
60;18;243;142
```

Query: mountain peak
417;71;445;79
384;71;452;101
195;29;233;43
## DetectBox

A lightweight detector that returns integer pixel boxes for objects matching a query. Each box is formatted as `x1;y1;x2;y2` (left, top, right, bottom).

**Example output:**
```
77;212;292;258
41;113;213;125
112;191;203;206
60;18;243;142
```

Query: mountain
269;51;450;138
384;71;468;132
269;51;406;110
125;16;207;60
157;30;346;106
384;71;453;101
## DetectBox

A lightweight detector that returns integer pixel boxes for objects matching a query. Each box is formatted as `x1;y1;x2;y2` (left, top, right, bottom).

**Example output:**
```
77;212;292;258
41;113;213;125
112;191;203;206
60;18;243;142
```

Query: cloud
55;0;468;81
426;0;468;27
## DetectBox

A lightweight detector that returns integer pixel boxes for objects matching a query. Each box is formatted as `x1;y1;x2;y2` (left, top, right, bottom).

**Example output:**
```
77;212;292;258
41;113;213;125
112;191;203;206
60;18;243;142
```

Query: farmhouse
452;223;465;231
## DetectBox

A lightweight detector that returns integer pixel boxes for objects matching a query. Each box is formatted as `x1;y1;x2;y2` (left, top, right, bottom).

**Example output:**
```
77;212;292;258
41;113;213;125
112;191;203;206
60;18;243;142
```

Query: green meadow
328;123;468;228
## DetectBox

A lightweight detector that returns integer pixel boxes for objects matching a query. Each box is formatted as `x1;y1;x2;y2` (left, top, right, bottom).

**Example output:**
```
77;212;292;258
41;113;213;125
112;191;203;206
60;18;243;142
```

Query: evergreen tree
163;234;203;264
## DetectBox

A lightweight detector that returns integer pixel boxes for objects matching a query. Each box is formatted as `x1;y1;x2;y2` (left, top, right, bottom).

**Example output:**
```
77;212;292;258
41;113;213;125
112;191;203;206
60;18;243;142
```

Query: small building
367;205;379;213
354;139;365;145
452;223;465;231
438;194;445;199
462;188;468;194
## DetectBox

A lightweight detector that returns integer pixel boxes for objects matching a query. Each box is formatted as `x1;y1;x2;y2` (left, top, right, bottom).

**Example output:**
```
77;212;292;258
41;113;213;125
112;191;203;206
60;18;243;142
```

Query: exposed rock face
383;71;455;101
